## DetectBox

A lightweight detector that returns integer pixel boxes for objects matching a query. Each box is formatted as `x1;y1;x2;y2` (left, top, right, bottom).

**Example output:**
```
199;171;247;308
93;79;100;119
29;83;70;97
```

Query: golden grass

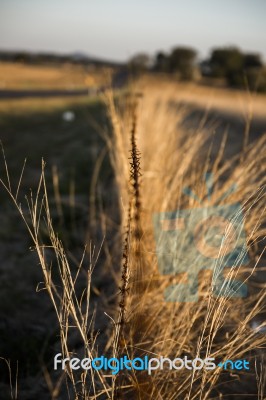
106;84;266;399
0;61;112;90
139;75;266;120
0;95;91;113
1;81;266;399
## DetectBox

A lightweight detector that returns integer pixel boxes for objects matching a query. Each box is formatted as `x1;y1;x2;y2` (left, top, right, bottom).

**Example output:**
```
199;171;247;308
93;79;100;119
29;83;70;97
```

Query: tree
243;53;263;69
208;47;265;88
128;53;151;74
209;47;243;76
243;53;265;92
208;47;244;86
168;47;197;80
154;51;169;72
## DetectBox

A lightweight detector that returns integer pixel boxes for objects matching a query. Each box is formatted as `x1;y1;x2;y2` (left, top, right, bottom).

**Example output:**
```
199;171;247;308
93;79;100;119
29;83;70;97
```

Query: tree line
129;46;266;92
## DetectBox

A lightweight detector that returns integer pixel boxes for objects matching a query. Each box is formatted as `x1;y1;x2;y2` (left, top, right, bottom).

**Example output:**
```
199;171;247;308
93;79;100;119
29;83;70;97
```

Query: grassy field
0;61;112;90
140;75;266;119
0;94;119;398
0;74;266;399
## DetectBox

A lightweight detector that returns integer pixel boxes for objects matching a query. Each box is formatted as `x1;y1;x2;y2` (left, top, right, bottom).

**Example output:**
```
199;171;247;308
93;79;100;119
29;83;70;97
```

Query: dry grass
105;84;266;399
139;75;266;120
0;61;111;90
1;81;266;399
0;95;92;113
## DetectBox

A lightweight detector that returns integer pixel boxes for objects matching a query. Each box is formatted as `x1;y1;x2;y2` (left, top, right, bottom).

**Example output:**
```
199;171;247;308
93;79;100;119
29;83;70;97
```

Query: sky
0;0;265;62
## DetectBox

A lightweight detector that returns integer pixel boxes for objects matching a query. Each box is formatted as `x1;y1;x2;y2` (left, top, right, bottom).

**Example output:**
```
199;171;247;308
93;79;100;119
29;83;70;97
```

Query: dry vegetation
1;79;266;399
139;75;266;120
0;61;111;90
104;85;266;399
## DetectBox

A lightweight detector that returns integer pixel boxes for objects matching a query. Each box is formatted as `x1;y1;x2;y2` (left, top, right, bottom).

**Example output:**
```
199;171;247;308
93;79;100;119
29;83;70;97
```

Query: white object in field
62;111;75;122
251;320;266;334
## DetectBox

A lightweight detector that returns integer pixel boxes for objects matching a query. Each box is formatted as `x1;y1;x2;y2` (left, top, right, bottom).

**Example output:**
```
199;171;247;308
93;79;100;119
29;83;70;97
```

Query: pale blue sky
0;0;265;61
